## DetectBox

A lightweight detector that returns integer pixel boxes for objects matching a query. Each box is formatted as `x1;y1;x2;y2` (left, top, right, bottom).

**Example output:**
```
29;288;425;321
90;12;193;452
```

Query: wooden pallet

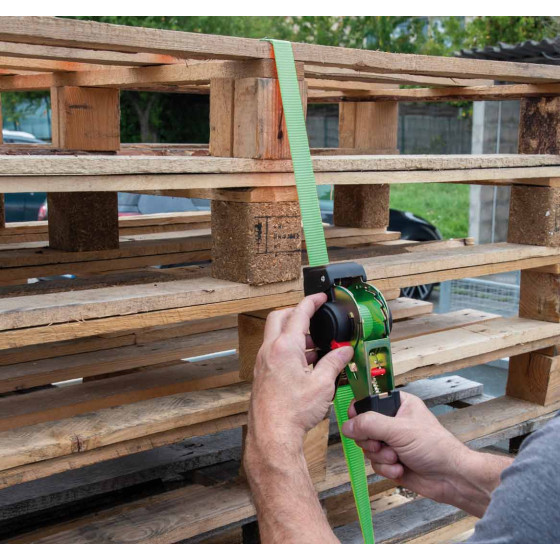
0;16;559;543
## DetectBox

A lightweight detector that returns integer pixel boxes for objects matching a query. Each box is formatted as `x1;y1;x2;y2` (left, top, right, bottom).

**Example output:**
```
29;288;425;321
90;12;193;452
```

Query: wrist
443;445;510;517
244;426;305;476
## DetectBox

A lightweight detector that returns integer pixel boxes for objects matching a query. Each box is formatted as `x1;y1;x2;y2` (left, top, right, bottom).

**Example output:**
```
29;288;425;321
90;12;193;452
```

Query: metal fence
438;272;520;317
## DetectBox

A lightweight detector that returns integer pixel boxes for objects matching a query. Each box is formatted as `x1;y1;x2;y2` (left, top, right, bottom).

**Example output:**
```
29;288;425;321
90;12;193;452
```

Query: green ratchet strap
266;38;375;544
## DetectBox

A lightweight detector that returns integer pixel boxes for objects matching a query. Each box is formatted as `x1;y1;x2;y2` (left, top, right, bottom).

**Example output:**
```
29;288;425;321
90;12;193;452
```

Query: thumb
314;346;354;383
342;410;397;444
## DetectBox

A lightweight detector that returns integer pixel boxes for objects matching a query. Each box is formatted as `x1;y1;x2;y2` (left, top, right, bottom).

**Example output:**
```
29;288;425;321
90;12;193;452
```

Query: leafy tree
1;91;47;131
464;16;560;48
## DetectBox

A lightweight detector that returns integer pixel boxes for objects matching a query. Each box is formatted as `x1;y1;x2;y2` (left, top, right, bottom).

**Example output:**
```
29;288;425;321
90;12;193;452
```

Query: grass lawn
389;183;469;239
318;183;469;240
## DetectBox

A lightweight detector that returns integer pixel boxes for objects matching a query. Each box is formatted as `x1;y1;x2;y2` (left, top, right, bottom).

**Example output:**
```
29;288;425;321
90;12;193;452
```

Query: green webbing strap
333;385;375;545
266;39;375;544
266;39;328;268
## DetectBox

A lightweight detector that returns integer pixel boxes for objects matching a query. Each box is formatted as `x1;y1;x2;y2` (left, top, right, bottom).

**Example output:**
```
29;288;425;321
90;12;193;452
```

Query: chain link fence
438;272;520;317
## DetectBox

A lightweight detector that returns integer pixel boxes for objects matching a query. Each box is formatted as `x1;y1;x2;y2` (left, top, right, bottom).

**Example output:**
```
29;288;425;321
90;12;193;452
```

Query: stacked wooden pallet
0;17;559;543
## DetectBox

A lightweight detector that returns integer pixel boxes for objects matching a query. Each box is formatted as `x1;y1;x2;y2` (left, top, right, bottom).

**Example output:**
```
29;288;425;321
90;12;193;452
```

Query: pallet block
334;101;398;229
48;86;120;252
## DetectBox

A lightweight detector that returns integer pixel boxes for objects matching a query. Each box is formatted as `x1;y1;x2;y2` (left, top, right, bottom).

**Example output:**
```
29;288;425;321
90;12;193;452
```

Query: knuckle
268;309;287;323
271;335;290;355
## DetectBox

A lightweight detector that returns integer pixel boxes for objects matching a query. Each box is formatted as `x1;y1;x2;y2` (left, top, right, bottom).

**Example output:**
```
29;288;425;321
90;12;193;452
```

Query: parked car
38;193;211;221
2;129;46;144
2;131;48;222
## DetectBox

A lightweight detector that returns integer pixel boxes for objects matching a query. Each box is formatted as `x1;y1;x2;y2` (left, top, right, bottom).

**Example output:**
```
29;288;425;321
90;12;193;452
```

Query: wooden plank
2;18;560;83
5;167;560;193
0;234;212;282
1;315;558;474
441;394;560;443
0;327;238;393
0;41;186;66
308;82;560;103
0;243;558;345
0;227;400;282
0;413;249;491
0;59;302;92
0;313;237;368
13;393;557;544
336;498;466;544
0;212;211;243
3;164;560;194
304;65;494;87
0;427;243;520
400;375;483;408
393;317;560;380
0;55;105;72
0;354;242;431
404;516;476;544
0;373;478;520
0;224;391;266
0;382;253;472
2;153;560;176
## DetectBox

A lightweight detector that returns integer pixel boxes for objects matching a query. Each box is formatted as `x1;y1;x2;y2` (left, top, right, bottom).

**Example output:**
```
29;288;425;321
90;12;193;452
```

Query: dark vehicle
2;131;47;222
386;208;442;300
320;199;442;300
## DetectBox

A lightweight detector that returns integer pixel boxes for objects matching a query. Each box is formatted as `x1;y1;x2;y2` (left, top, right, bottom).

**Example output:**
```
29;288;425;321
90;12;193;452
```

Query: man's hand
243;294;353;543
343;392;466;503
342;392;512;517
248;292;354;449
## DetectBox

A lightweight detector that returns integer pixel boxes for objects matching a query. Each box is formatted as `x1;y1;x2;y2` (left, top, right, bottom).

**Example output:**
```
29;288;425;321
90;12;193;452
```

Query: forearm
244;435;339;544
444;446;514;518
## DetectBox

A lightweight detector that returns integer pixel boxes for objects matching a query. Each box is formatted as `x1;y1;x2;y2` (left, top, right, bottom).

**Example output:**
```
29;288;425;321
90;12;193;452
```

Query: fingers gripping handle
355;391;401;417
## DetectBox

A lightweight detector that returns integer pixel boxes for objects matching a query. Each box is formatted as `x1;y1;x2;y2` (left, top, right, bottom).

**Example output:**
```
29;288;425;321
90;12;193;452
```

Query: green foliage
464;16;560;48
318;183;469;239
390;183;470;239
1;92;47;129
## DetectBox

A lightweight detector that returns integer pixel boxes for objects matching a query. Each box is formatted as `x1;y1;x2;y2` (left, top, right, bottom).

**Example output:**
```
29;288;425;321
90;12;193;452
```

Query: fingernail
342;420;354;437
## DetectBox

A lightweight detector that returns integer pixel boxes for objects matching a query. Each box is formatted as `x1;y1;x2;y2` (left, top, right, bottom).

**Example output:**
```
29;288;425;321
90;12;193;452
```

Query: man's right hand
341;392;473;508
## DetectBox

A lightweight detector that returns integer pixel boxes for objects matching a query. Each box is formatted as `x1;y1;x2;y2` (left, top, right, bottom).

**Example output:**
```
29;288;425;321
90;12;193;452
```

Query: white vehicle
1;130;45;144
